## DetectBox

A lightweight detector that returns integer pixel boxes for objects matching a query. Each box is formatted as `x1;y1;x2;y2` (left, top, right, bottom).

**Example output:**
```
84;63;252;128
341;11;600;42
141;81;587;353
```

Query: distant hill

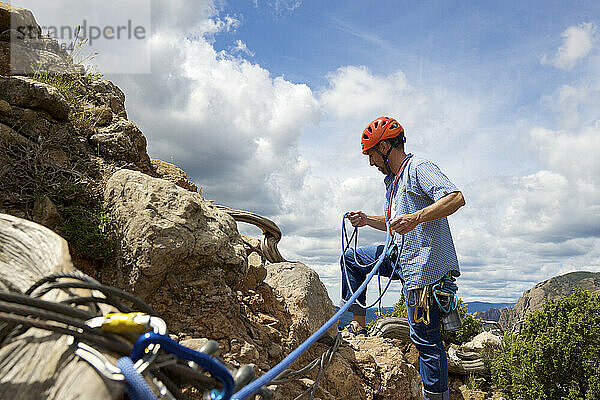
463;301;514;314
499;271;600;332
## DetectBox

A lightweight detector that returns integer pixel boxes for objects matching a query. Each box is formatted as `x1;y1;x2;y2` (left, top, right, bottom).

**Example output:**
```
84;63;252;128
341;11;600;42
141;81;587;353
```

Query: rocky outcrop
103;168;247;299
151;158;199;193
0;75;69;120
473;307;505;322
499;271;600;332
0;2;83;76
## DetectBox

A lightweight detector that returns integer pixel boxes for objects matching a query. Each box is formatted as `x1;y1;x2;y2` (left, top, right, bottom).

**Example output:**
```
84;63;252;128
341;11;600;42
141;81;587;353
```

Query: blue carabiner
131;332;234;400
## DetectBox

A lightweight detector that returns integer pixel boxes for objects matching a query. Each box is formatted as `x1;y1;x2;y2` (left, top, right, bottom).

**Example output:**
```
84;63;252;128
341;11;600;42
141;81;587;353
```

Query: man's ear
378;141;389;153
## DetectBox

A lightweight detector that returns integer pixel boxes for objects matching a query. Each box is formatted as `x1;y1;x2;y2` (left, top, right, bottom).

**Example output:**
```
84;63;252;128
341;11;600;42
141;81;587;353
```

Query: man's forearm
415;191;465;224
366;215;387;231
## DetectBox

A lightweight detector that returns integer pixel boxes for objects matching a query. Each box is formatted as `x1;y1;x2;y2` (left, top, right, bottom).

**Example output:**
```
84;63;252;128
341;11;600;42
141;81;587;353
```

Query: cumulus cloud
542;22;597;70
106;1;319;218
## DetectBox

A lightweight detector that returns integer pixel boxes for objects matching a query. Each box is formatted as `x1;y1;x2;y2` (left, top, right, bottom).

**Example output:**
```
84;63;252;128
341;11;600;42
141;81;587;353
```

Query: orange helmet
361;117;405;154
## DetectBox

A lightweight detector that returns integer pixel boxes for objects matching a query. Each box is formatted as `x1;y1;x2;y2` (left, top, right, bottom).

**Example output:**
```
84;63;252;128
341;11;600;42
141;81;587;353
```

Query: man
340;116;465;400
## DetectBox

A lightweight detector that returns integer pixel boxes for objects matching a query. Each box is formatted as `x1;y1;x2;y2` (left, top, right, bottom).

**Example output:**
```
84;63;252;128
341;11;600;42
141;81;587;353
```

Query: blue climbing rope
117;356;158;400
232;217;395;400
340;213;403;313
431;274;459;314
131;332;235;400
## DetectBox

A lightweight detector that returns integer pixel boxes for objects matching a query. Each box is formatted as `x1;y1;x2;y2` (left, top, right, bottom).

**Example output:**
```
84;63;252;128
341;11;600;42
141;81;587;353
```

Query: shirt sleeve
415;161;459;202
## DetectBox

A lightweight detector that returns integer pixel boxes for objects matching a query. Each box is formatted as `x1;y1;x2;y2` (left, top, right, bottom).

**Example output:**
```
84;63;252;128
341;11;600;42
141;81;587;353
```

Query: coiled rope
232;215;395;399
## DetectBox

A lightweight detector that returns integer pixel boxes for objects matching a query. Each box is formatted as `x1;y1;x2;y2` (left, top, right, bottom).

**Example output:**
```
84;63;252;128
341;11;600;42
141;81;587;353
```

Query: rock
0;75;69;120
0;121;31;146
90;118;152;172
264;262;337;343
370;316;411;342
32;194;60;229
460;331;501;353
103;168;247;299
238;252;267;290
0;3;41;38
89;80;127;119
0;99;10;115
151;158;198;193
339;336;422;399
85;105;112;127
0;40;83;76
0;4;84;76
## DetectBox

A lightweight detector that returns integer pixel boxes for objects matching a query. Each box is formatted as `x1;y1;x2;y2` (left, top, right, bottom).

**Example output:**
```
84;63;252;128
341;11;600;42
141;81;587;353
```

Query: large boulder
0;2;41;38
265;261;337;343
339;336;422;400
103;168;248;299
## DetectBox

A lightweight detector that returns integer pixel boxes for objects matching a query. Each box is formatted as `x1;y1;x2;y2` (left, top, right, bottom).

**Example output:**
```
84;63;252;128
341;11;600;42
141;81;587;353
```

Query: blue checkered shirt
384;154;461;290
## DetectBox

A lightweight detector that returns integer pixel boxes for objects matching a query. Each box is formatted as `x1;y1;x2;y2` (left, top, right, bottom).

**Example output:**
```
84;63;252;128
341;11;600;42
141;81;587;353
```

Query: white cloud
105;2;319;217
230;40;255;57
542;22;597;70
319;66;426;124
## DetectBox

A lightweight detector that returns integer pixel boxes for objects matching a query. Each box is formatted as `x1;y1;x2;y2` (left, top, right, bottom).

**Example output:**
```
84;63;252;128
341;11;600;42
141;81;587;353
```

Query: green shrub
490;289;600;400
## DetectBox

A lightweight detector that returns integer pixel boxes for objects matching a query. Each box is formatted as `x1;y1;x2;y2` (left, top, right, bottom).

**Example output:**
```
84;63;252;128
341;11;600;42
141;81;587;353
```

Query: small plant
68;25;103;81
31;71;102;129
465;372;482;391
58;206;115;260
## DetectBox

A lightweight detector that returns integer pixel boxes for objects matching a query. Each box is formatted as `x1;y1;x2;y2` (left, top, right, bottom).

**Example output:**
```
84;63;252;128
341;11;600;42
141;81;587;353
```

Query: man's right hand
347;211;368;227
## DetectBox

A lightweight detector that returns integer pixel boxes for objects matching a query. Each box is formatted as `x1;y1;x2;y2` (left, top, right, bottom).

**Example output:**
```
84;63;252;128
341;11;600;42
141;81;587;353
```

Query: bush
490;289;600;400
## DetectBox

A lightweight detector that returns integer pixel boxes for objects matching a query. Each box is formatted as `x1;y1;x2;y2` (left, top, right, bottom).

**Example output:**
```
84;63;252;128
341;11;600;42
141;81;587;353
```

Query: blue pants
339;245;449;400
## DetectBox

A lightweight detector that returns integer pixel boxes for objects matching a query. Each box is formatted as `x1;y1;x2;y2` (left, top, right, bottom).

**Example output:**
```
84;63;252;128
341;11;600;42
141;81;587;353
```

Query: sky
13;0;600;306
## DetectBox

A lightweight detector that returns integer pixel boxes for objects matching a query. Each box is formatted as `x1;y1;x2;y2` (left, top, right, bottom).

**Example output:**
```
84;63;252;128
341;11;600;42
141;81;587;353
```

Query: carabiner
71;314;167;381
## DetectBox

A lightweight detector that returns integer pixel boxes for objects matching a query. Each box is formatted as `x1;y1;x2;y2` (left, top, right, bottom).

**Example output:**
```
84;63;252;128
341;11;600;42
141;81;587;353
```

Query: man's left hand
390;213;420;234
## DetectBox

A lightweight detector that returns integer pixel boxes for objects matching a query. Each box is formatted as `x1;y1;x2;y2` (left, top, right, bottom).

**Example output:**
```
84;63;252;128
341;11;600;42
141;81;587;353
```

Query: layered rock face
499;271;600;332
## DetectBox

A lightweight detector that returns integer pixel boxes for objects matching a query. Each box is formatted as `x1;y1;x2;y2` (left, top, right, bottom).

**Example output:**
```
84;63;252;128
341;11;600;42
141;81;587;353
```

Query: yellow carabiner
413;287;430;326
86;312;151;334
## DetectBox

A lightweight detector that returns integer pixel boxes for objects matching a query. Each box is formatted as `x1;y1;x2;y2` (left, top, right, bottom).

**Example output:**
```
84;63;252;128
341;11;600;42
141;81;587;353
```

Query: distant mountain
463;301;514;314
499;271;600;332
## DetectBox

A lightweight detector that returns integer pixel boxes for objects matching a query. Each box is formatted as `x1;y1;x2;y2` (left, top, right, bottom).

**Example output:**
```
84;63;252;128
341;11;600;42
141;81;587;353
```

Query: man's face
367;145;386;175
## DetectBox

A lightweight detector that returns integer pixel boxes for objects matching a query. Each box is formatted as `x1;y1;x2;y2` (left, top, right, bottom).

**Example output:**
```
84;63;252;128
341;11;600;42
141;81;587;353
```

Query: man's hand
390;213;420;234
347;211;368;227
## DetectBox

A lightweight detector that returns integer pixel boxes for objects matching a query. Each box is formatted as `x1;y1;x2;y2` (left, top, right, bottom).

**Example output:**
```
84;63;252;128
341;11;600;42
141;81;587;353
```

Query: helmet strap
373;145;395;175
